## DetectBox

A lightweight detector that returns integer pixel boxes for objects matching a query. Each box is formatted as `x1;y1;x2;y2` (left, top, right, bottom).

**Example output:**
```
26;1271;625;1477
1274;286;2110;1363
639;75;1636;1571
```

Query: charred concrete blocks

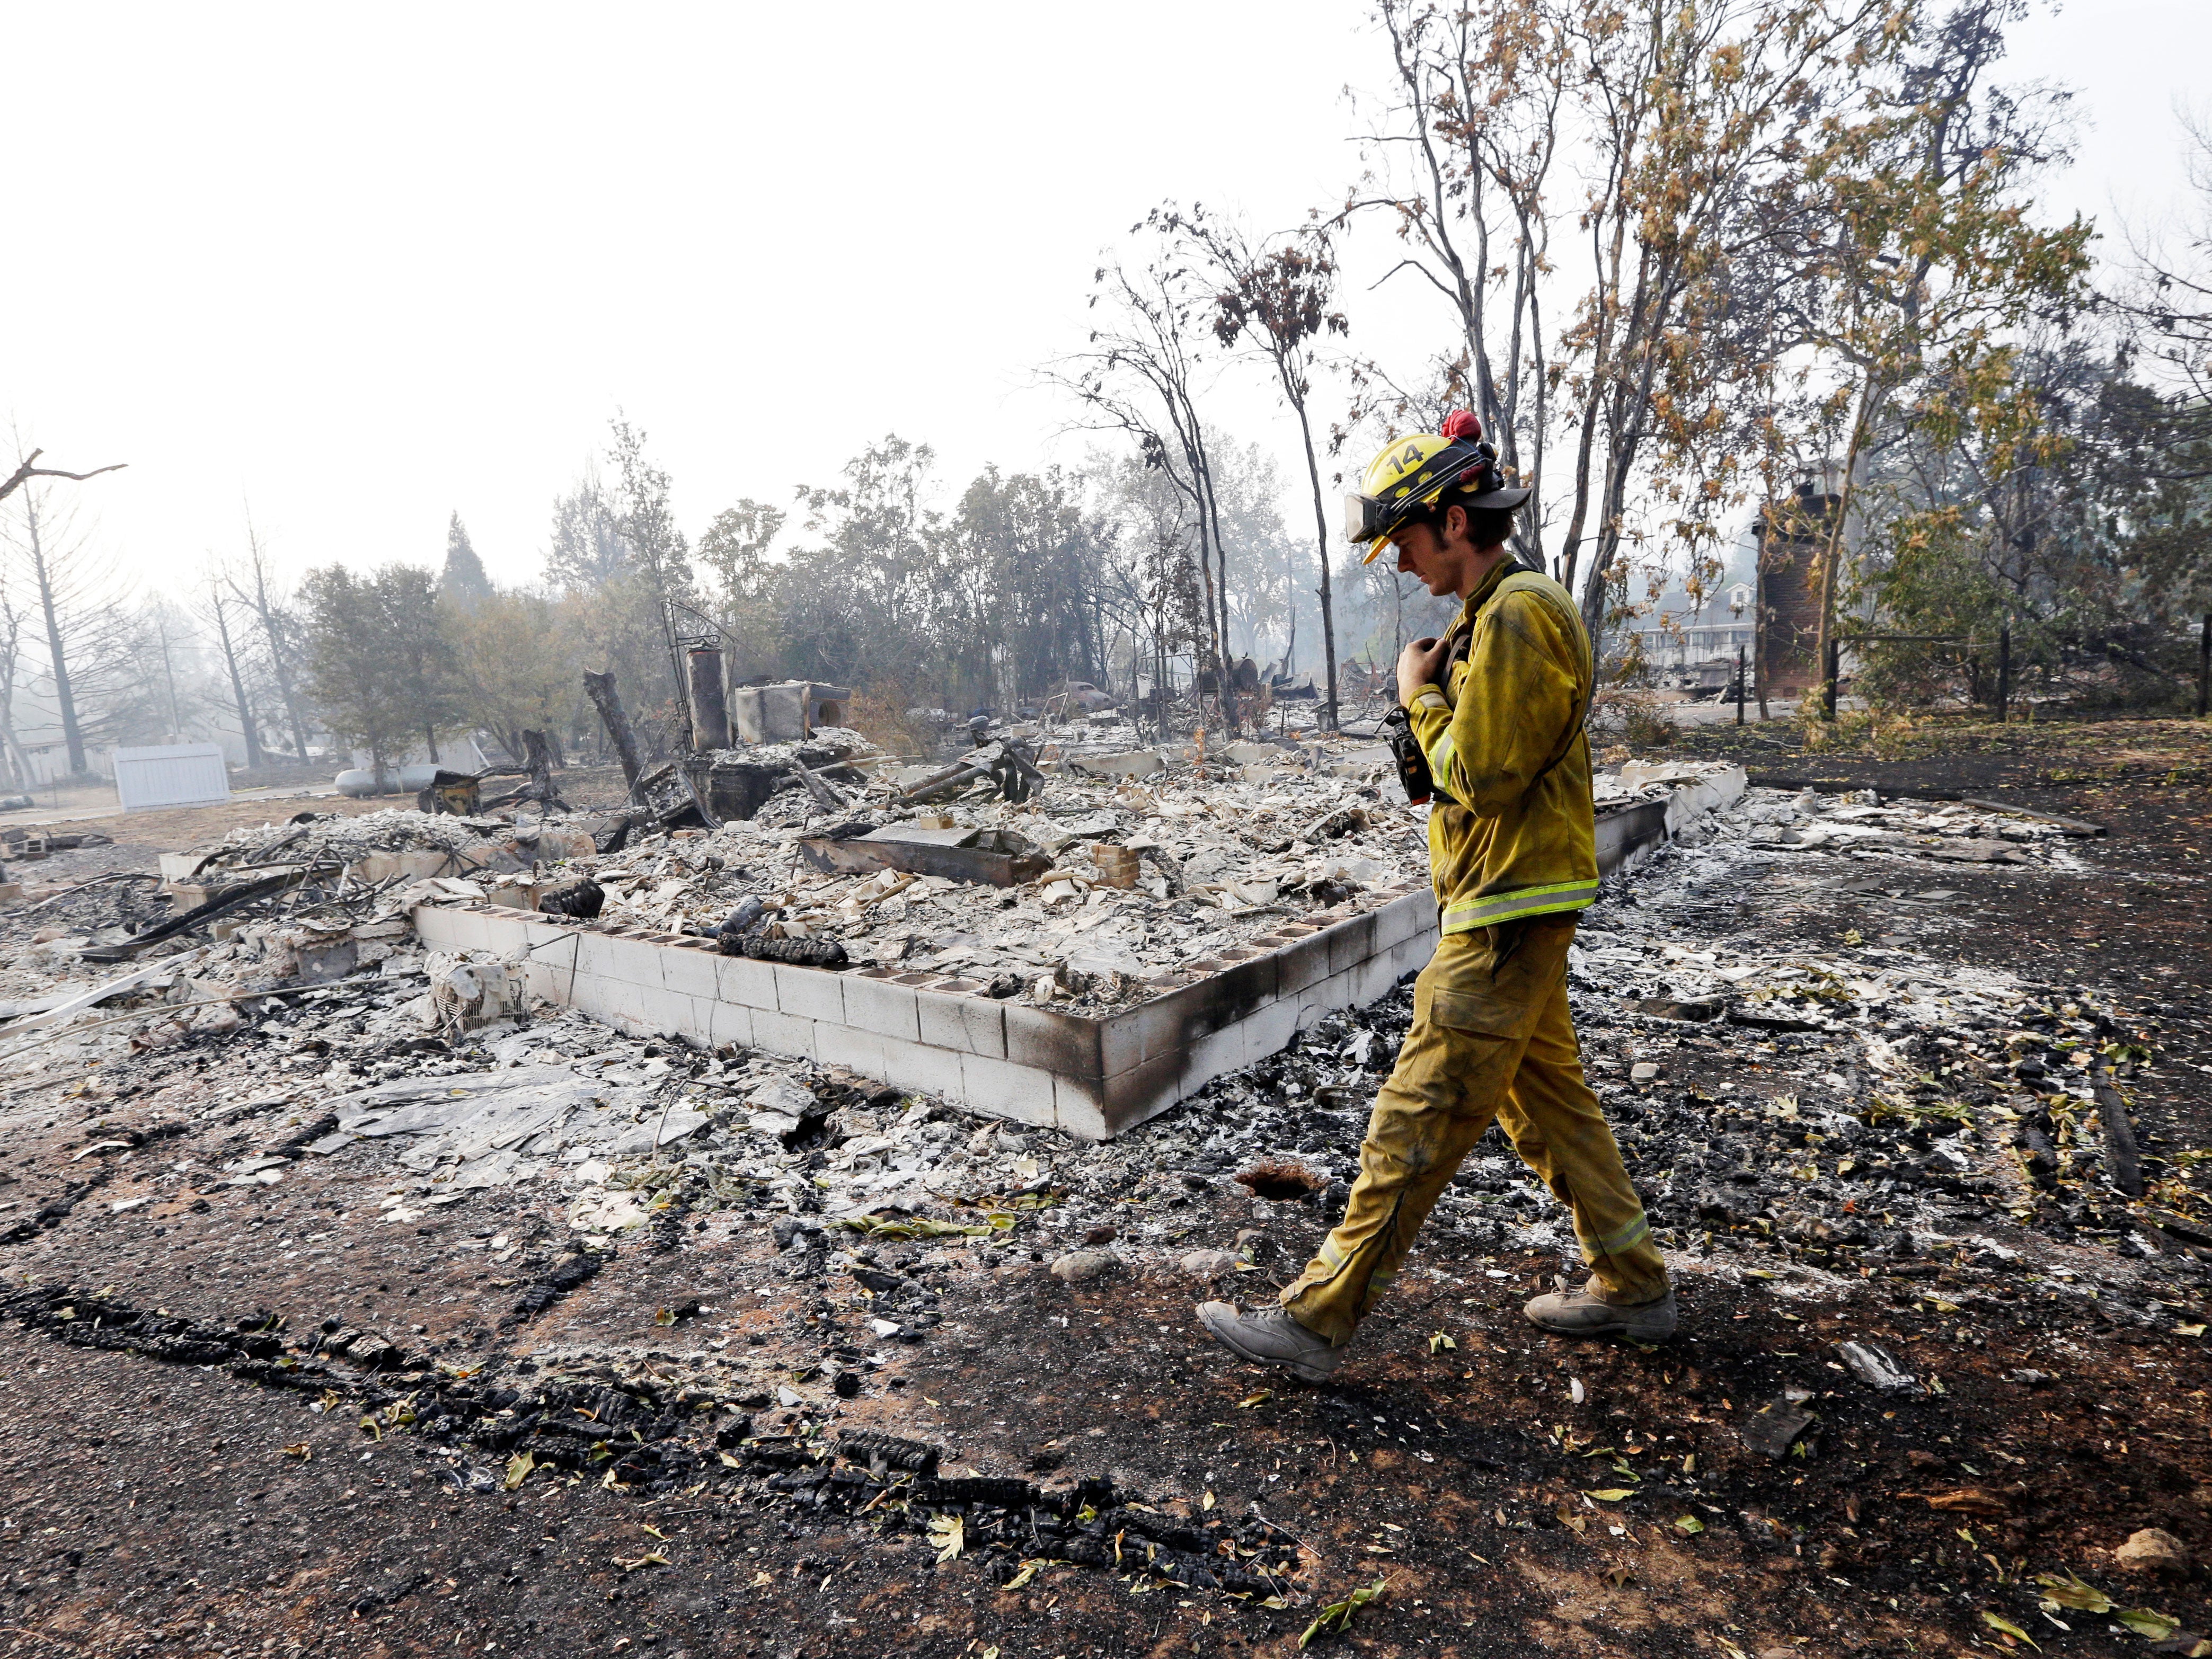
414;885;1441;1140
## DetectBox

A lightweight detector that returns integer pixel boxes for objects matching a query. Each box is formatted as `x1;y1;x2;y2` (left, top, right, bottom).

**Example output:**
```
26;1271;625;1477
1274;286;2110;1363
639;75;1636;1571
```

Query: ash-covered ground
1;719;2208;1659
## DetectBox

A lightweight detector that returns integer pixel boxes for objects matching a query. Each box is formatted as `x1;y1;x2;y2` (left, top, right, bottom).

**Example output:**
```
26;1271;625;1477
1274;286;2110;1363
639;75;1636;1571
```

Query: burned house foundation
410;768;1740;1139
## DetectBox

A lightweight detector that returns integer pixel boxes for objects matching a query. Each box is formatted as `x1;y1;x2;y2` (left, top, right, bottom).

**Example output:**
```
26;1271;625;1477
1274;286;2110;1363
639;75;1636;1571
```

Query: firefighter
1197;411;1675;1382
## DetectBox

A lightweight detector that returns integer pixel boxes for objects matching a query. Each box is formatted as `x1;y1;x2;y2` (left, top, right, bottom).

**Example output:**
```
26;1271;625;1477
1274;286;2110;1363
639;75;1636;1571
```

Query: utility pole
1735;645;1746;726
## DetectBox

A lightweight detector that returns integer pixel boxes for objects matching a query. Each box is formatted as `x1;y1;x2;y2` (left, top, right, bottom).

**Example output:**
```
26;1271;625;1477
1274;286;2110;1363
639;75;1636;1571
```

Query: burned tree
7;480;125;776
1048;229;1240;729
583;670;645;796
196;573;263;769
228;512;315;763
1191;214;1350;729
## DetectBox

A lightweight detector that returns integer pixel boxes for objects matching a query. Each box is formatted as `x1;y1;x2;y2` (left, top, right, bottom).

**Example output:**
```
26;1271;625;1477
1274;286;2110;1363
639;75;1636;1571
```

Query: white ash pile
1730;787;2084;862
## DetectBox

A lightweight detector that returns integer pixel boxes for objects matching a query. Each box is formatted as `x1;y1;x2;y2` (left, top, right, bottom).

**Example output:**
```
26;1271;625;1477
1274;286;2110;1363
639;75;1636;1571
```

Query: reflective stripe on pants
1279;918;1669;1345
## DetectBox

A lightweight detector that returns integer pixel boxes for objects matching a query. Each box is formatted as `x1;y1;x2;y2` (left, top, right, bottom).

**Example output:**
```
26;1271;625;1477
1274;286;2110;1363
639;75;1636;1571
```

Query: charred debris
2;677;2208;1634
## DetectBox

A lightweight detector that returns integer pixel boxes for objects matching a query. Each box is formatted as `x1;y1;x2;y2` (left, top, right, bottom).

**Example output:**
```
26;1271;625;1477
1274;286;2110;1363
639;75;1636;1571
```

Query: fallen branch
897;759;988;804
789;756;846;812
2093;1063;2144;1199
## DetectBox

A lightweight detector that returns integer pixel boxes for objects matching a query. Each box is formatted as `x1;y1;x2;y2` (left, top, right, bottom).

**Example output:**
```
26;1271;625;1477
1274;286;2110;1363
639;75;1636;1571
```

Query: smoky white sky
4;1;2205;595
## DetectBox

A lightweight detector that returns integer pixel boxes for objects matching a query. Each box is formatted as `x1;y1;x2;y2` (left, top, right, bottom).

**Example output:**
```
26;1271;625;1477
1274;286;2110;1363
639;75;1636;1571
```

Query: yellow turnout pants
1281;917;1668;1345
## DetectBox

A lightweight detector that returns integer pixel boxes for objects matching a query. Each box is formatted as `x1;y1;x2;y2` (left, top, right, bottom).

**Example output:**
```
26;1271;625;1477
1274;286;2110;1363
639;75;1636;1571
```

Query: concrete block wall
413;883;1440;1141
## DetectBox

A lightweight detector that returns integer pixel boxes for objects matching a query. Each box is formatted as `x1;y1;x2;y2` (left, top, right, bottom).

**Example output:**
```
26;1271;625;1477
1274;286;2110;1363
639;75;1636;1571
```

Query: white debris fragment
1836;1339;1921;1395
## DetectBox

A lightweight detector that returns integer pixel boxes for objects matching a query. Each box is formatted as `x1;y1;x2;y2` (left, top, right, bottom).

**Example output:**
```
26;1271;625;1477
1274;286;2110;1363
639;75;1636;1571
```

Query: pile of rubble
567;788;1426;1009
166;805;614;889
0;805;615;1085
5;803;622;964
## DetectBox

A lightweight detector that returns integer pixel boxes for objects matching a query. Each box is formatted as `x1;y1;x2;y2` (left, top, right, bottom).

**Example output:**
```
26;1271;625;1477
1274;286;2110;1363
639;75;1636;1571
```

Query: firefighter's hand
1397;636;1448;706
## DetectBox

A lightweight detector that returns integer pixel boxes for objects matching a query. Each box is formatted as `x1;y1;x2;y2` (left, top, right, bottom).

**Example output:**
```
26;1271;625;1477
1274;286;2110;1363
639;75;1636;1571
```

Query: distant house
1625;572;1756;682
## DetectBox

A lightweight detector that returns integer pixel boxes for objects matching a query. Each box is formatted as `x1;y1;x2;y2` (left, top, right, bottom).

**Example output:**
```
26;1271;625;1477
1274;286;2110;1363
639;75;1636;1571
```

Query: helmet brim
1466;484;1532;511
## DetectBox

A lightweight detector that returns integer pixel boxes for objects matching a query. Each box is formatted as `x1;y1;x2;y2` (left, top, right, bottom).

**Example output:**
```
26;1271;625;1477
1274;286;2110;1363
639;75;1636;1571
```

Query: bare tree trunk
1577;426;1632;648
1810;400;1874;722
154;612;183;738
208;587;263;768
1201;486;1233;725
1555;380;1607;597
1;729;31;793
0;585;22;789
237;514;312;761
1190;434;1239;732
1292;400;1341;733
1754;537;1772;721
583;670;645;799
20;492;86;775
1184;477;1229;731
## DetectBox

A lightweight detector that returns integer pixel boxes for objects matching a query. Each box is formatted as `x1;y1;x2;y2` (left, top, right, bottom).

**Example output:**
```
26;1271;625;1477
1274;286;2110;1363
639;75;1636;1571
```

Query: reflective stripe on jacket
1402;562;1598;935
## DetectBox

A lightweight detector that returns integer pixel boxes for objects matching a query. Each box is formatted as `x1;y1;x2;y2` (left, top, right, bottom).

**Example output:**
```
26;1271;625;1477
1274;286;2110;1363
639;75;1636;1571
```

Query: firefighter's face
1390;512;1467;597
